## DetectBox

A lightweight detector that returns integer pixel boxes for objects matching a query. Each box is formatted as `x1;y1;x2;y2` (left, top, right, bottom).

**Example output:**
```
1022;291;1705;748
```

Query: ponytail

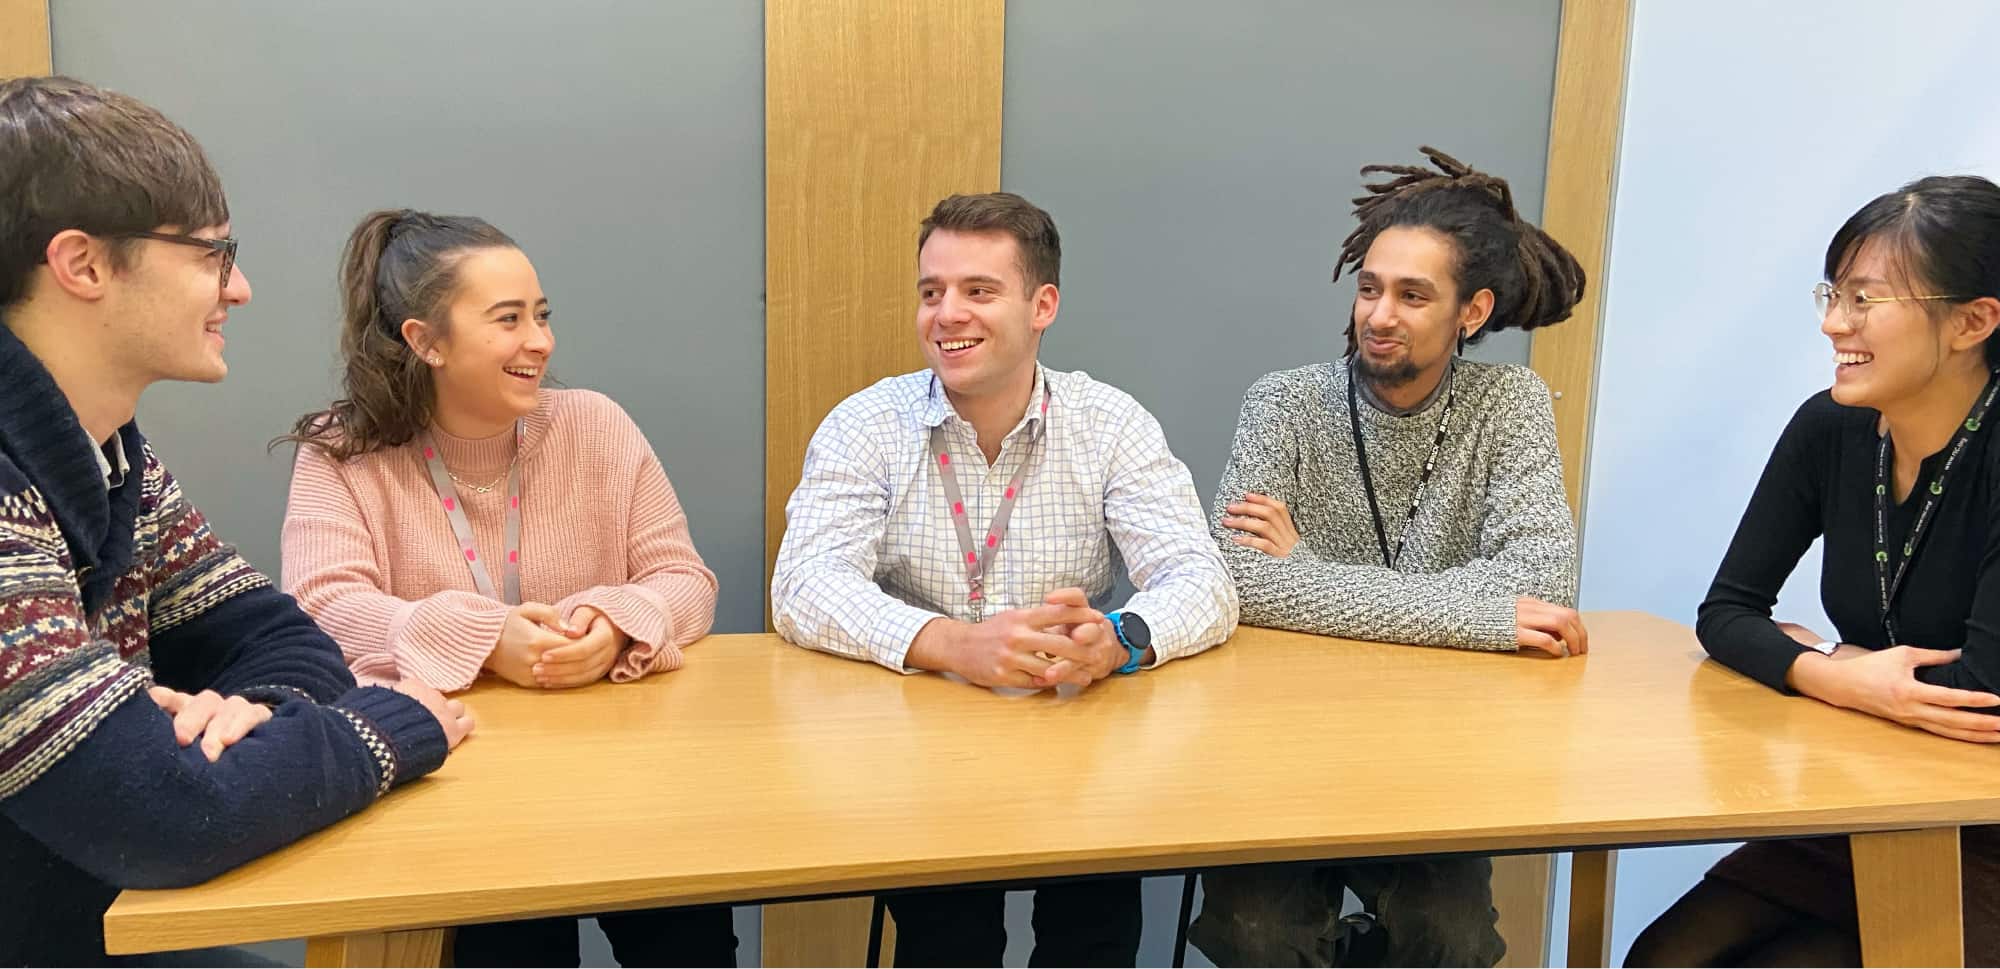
276;209;515;458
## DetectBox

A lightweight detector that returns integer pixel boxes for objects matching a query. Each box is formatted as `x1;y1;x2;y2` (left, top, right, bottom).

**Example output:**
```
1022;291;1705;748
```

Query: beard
1351;346;1421;390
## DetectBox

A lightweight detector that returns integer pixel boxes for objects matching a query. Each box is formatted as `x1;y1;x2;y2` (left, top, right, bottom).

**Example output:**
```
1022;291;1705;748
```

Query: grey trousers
1190;856;1505;967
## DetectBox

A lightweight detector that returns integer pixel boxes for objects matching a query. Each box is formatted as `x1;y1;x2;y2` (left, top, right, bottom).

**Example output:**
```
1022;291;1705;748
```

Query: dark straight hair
0;76;230;309
1826;174;2000;367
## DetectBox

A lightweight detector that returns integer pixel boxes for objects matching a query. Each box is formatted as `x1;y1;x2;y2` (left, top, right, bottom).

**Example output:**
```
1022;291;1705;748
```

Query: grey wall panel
1005;0;1561;515
52;0;768;638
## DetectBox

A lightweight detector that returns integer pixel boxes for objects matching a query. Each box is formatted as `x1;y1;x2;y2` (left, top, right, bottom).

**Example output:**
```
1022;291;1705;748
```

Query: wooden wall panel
1493;853;1556;967
764;0;1006;604
1530;0;1634;522
1517;1;1635;961
1;0;51;77
763;0;1004;962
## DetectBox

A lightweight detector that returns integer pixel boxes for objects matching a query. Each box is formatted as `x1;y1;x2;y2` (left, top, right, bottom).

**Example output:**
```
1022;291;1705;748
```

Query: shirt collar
921;364;1052;437
92;430;130;490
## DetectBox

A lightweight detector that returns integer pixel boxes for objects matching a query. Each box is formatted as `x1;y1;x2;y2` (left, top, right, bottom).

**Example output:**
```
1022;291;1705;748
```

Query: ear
40;230;117;303
1459;287;1496;340
1028;281;1060;337
1951;297;2000;356
400;317;442;365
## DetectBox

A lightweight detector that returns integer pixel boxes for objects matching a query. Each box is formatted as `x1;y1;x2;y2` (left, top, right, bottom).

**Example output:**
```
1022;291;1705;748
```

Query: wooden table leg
1852;827;1963;968
763;898;879;967
305;928;447;967
1566;849;1617;968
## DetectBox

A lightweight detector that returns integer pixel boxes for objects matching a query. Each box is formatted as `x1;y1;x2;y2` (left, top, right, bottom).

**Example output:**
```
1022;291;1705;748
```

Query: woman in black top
1626;176;2000;967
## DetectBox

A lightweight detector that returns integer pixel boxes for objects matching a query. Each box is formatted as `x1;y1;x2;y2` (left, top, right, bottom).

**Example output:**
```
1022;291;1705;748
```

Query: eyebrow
1843;275;1887;287
484;299;547;314
917;275;1008;289
1358;271;1438;290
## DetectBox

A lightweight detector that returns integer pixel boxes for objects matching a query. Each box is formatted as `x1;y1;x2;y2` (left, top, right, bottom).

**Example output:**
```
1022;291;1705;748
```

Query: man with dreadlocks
1187;148;1589;967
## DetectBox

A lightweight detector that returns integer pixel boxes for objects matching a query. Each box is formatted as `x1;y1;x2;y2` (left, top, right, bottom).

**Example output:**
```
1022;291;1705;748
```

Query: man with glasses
0;76;471;965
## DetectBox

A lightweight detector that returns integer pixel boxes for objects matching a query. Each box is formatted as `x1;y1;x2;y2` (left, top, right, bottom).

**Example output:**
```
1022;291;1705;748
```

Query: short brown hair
0;75;229;309
917;192;1061;290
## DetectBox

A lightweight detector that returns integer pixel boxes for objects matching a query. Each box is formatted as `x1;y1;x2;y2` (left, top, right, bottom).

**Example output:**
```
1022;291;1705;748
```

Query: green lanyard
1872;372;2000;643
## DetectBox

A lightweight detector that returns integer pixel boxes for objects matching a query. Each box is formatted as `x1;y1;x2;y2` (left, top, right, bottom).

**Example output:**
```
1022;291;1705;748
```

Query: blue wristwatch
1108;611;1152;675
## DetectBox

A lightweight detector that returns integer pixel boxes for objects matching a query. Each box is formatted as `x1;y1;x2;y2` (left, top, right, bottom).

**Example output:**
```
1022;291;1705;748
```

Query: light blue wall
1569;0;2000;962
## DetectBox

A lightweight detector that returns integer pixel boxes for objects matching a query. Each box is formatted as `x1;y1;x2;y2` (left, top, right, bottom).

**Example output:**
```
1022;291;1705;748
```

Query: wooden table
103;612;2000;966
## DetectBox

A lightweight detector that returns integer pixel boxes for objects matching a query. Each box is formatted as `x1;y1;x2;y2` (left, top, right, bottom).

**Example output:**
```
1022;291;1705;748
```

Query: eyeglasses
1814;281;1970;323
125;231;238;294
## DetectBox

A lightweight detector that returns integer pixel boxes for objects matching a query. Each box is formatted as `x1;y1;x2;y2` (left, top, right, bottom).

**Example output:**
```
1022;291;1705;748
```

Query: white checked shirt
772;364;1238;672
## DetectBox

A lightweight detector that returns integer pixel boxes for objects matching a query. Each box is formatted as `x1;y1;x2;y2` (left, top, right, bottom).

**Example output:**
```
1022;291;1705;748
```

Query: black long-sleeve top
1699;390;2000;699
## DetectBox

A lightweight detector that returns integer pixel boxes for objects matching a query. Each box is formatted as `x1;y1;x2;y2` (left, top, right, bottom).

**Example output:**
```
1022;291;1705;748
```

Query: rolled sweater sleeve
283;443;510;692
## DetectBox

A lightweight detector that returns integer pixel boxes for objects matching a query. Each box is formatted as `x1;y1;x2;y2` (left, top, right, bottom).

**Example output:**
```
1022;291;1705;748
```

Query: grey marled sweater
1210;358;1578;650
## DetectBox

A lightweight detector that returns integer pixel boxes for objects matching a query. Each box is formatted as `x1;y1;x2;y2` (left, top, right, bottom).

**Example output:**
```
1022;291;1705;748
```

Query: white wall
1571;0;2000;962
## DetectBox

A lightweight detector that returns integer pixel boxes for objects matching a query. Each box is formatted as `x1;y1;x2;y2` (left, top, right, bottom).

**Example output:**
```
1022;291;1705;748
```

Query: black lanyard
1872;371;2000;643
1347;365;1454;569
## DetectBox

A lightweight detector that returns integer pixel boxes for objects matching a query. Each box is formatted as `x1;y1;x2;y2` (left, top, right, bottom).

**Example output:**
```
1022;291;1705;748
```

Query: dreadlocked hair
1333;146;1586;345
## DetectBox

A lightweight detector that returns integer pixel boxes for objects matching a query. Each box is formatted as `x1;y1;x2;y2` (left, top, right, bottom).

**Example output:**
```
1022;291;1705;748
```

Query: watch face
1121;612;1152;649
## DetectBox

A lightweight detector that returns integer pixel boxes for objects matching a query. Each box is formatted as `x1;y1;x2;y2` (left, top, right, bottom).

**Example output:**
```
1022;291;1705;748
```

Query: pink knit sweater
281;389;717;692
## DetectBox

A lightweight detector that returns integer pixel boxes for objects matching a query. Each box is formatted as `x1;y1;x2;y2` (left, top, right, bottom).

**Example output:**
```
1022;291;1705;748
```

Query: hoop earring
1457;329;1468;356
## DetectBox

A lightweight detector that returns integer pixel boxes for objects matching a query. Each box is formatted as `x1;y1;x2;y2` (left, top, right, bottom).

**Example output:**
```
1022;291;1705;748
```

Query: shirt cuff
874;601;947;674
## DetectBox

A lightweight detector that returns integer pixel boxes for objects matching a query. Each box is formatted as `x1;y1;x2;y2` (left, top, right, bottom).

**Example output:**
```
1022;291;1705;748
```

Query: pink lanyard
418;422;523;605
931;395;1048;622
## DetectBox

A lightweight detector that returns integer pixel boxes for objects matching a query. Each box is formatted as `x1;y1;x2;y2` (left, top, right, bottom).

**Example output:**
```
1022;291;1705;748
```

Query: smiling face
1822;237;1973;412
915;228;1057;403
1350;225;1490;394
104;223;252;385
410;246;552;434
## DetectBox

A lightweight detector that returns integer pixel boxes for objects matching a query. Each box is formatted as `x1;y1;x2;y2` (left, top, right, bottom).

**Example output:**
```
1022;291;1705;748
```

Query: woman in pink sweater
279;210;731;967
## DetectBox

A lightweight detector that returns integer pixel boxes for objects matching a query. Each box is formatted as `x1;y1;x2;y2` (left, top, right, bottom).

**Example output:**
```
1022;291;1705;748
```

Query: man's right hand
149;686;273;763
1515;597;1589;657
386;678;476;750
909;600;1109;689
486;601;575;687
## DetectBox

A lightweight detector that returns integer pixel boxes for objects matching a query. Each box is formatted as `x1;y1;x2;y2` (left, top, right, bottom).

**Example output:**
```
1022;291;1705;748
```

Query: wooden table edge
104;811;2000;955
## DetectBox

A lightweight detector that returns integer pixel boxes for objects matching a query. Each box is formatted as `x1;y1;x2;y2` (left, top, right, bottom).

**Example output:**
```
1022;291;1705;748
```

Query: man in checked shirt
771;191;1238;966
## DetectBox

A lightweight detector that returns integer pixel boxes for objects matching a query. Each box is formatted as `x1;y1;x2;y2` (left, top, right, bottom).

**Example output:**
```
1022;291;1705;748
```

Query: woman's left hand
533;607;627;688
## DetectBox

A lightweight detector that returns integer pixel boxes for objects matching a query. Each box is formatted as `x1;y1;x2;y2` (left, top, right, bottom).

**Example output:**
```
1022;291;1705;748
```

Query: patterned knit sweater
1210;359;1578;649
0;325;448;965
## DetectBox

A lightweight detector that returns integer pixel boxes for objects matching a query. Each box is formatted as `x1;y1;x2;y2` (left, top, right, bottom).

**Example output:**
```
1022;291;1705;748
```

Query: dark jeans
1190;857;1504;967
450;904;737;968
884;877;1144;967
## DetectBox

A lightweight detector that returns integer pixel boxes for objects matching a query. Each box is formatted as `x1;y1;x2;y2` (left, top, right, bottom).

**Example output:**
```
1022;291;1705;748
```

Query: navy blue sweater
0;325;449;965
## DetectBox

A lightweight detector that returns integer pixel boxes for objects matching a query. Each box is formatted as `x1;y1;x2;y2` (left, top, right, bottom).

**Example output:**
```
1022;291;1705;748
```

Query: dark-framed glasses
125;231;238;293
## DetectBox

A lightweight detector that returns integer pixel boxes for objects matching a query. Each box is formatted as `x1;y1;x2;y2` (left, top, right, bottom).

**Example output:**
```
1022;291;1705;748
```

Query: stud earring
428;354;442;365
